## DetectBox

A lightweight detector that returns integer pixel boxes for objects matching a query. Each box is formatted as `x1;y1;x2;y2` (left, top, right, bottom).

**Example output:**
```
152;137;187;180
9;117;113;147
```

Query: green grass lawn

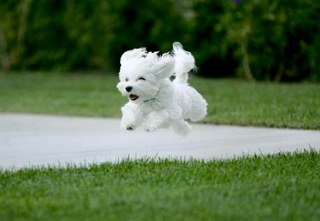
1;72;320;220
1;150;319;221
0;72;319;129
0;72;124;118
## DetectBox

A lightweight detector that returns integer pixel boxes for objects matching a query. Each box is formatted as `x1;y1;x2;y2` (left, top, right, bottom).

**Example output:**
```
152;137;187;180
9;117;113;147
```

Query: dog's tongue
129;94;139;101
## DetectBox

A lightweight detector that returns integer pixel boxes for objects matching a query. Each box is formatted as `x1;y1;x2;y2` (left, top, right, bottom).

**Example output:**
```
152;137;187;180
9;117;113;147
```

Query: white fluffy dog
116;42;207;135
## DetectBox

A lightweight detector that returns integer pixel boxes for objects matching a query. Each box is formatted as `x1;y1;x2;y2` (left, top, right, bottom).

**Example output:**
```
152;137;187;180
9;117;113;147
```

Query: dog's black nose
125;86;133;92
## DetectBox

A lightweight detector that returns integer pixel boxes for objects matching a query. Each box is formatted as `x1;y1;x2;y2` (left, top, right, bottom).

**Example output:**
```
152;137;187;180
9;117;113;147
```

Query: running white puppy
116;42;207;135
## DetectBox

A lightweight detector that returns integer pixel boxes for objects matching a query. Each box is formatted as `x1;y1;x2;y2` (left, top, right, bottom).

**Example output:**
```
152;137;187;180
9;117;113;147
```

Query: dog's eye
125;78;129;82
138;77;146;81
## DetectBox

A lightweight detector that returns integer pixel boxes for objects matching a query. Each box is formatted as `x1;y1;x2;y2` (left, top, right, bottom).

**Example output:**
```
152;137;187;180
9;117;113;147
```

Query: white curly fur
116;42;207;135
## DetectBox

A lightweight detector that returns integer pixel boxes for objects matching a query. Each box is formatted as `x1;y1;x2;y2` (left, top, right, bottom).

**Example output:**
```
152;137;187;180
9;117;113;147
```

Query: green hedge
0;0;319;81
0;0;186;72
190;0;320;81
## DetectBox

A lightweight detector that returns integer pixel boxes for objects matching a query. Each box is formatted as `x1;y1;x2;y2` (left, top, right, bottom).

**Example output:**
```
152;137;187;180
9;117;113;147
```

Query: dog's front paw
171;120;192;136
125;125;135;131
120;120;136;131
144;124;157;132
126;125;135;131
143;112;170;132
121;124;136;131
144;119;166;132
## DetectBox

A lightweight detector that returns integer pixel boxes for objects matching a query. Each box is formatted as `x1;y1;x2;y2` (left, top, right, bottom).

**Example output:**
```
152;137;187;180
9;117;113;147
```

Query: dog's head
116;48;174;104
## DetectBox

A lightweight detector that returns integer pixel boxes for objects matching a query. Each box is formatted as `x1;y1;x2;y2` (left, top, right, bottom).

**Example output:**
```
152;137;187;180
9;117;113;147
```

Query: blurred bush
0;0;319;81
0;0;186;72
190;0;320;81
0;0;111;71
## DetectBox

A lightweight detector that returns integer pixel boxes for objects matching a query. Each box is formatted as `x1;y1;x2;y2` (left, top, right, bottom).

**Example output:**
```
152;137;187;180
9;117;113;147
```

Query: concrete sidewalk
1;113;319;169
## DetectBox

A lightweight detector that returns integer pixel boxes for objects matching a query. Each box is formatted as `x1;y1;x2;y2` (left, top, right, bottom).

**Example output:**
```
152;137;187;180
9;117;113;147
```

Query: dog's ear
152;54;175;79
120;48;147;65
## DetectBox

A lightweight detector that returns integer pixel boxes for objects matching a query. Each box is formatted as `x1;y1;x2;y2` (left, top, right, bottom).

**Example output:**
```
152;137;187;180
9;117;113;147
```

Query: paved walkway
1;113;319;169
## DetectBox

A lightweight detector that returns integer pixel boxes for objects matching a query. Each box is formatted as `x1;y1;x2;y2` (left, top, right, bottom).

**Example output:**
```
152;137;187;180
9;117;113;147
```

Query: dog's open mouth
129;94;139;101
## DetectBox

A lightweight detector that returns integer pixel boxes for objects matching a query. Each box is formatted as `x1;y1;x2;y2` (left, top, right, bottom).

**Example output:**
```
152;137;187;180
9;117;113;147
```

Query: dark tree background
0;0;319;81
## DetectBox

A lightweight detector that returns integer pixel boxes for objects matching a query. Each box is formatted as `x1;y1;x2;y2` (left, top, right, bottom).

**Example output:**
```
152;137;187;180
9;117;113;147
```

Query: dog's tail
172;42;196;84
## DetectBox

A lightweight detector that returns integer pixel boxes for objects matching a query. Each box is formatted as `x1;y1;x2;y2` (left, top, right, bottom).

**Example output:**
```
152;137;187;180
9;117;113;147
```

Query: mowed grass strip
0;72;126;118
0;72;320;129
1;150;319;221
191;78;320;129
